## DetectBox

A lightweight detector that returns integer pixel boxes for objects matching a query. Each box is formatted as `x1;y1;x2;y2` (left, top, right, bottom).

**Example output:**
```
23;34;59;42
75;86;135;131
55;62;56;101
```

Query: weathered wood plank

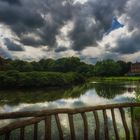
45;115;51;140
138;121;140;140
0;103;139;119
131;107;137;140
20;127;25;140
0;103;139;140
136;118;140;140
103;109;109;140
5;132;10;140
34;123;38;140
111;109;120;140
119;108;130;140
93;110;100;140
0;117;44;135
81;113;88;140
55;114;64;140
68;114;76;140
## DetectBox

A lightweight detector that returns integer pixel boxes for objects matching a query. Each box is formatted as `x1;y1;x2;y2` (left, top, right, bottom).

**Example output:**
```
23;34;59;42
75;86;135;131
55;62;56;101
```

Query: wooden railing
0;103;140;140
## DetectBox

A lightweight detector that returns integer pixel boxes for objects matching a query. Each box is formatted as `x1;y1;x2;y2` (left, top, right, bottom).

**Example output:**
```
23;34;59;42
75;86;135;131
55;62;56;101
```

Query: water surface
0;81;138;112
0;81;139;139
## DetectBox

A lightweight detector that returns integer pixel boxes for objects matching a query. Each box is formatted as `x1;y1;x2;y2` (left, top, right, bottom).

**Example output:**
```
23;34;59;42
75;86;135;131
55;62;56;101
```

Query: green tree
31;61;43;71
117;60;131;75
0;57;13;71
39;59;55;71
49;57;81;72
94;59;121;76
11;60;33;72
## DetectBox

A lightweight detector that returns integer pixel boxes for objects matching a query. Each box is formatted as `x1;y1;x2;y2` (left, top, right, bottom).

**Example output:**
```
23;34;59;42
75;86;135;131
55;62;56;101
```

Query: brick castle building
129;62;140;75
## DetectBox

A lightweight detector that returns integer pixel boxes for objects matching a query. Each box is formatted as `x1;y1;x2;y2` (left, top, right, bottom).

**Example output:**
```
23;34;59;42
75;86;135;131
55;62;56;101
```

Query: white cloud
56;20;74;48
73;0;88;5
0;0;140;63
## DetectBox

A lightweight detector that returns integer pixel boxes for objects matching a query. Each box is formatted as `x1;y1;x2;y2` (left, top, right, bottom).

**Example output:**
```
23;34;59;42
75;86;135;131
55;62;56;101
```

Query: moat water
0;81;139;139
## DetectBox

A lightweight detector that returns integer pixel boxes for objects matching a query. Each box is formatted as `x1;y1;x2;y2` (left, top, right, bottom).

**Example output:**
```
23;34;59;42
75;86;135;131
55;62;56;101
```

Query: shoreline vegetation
0;71;85;89
0;56;135;88
89;76;140;82
0;57;140;132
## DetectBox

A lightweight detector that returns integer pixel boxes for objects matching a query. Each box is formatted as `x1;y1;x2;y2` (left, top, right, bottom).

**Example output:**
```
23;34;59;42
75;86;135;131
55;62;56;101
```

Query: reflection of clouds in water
113;91;136;103
0;89;110;113
0;106;5;113
0;88;136;139
123;84;137;89
0;87;136;128
79;89;110;105
0;89;136;113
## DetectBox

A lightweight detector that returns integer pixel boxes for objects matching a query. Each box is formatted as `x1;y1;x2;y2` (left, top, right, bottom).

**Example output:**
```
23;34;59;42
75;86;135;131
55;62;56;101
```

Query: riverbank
1;71;140;89
89;76;140;82
0;71;85;89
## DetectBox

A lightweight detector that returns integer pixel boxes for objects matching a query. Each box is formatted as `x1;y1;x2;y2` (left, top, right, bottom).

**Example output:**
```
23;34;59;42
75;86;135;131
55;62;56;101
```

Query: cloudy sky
0;0;140;63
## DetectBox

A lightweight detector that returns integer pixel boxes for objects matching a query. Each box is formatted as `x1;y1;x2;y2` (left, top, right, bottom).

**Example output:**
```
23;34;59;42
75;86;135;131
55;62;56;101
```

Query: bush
0;72;85;88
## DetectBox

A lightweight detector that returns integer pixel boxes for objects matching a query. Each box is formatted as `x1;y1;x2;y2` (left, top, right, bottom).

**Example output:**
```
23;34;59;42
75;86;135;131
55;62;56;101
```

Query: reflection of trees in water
0;82;138;105
0;84;94;105
134;87;140;119
94;83;127;99
135;87;140;102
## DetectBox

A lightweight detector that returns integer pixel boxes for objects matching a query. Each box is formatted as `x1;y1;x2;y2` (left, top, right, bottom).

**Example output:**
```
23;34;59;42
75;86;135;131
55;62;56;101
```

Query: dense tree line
0;71;85;88
94;59;131;76
0;57;94;76
0;57;131;76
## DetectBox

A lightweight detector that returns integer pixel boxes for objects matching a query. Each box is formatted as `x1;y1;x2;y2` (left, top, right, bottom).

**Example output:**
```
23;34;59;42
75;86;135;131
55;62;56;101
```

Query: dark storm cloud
0;0;72;48
0;0;128;51
4;38;25;51
0;3;45;35
1;0;140;58
125;0;140;30
110;32;140;54
20;37;43;47
69;0;127;50
0;0;21;5
35;0;72;47
103;0;140;59
114;0;140;56
55;46;68;52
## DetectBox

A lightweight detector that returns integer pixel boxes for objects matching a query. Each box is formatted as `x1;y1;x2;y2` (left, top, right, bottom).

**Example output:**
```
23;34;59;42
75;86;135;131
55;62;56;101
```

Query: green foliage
93;59;131;77
134;88;140;118
94;82;126;98
98;77;140;81
0;57;94;76
0;56;132;77
0;71;85;88
117;61;131;76
11;60;33;72
0;83;93;105
31;61;43;71
39;58;54;71
94;59;122;76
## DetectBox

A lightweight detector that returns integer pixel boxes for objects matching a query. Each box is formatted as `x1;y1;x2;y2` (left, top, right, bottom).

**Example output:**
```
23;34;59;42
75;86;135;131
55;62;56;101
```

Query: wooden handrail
111;109;120;140
0;102;140;140
0;117;45;135
0;103;140;119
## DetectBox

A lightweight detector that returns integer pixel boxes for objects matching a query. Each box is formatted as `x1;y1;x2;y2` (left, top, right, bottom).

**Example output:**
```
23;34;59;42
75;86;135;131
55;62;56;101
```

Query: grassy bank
0;71;85;89
89;76;140;82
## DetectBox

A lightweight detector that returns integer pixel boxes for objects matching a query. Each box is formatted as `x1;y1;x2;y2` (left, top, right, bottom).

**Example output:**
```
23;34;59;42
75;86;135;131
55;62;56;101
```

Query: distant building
129;62;140;76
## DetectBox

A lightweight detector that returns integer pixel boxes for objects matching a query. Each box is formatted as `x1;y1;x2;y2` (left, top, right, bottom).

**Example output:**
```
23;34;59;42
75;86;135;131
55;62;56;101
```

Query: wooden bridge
0;103;140;140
